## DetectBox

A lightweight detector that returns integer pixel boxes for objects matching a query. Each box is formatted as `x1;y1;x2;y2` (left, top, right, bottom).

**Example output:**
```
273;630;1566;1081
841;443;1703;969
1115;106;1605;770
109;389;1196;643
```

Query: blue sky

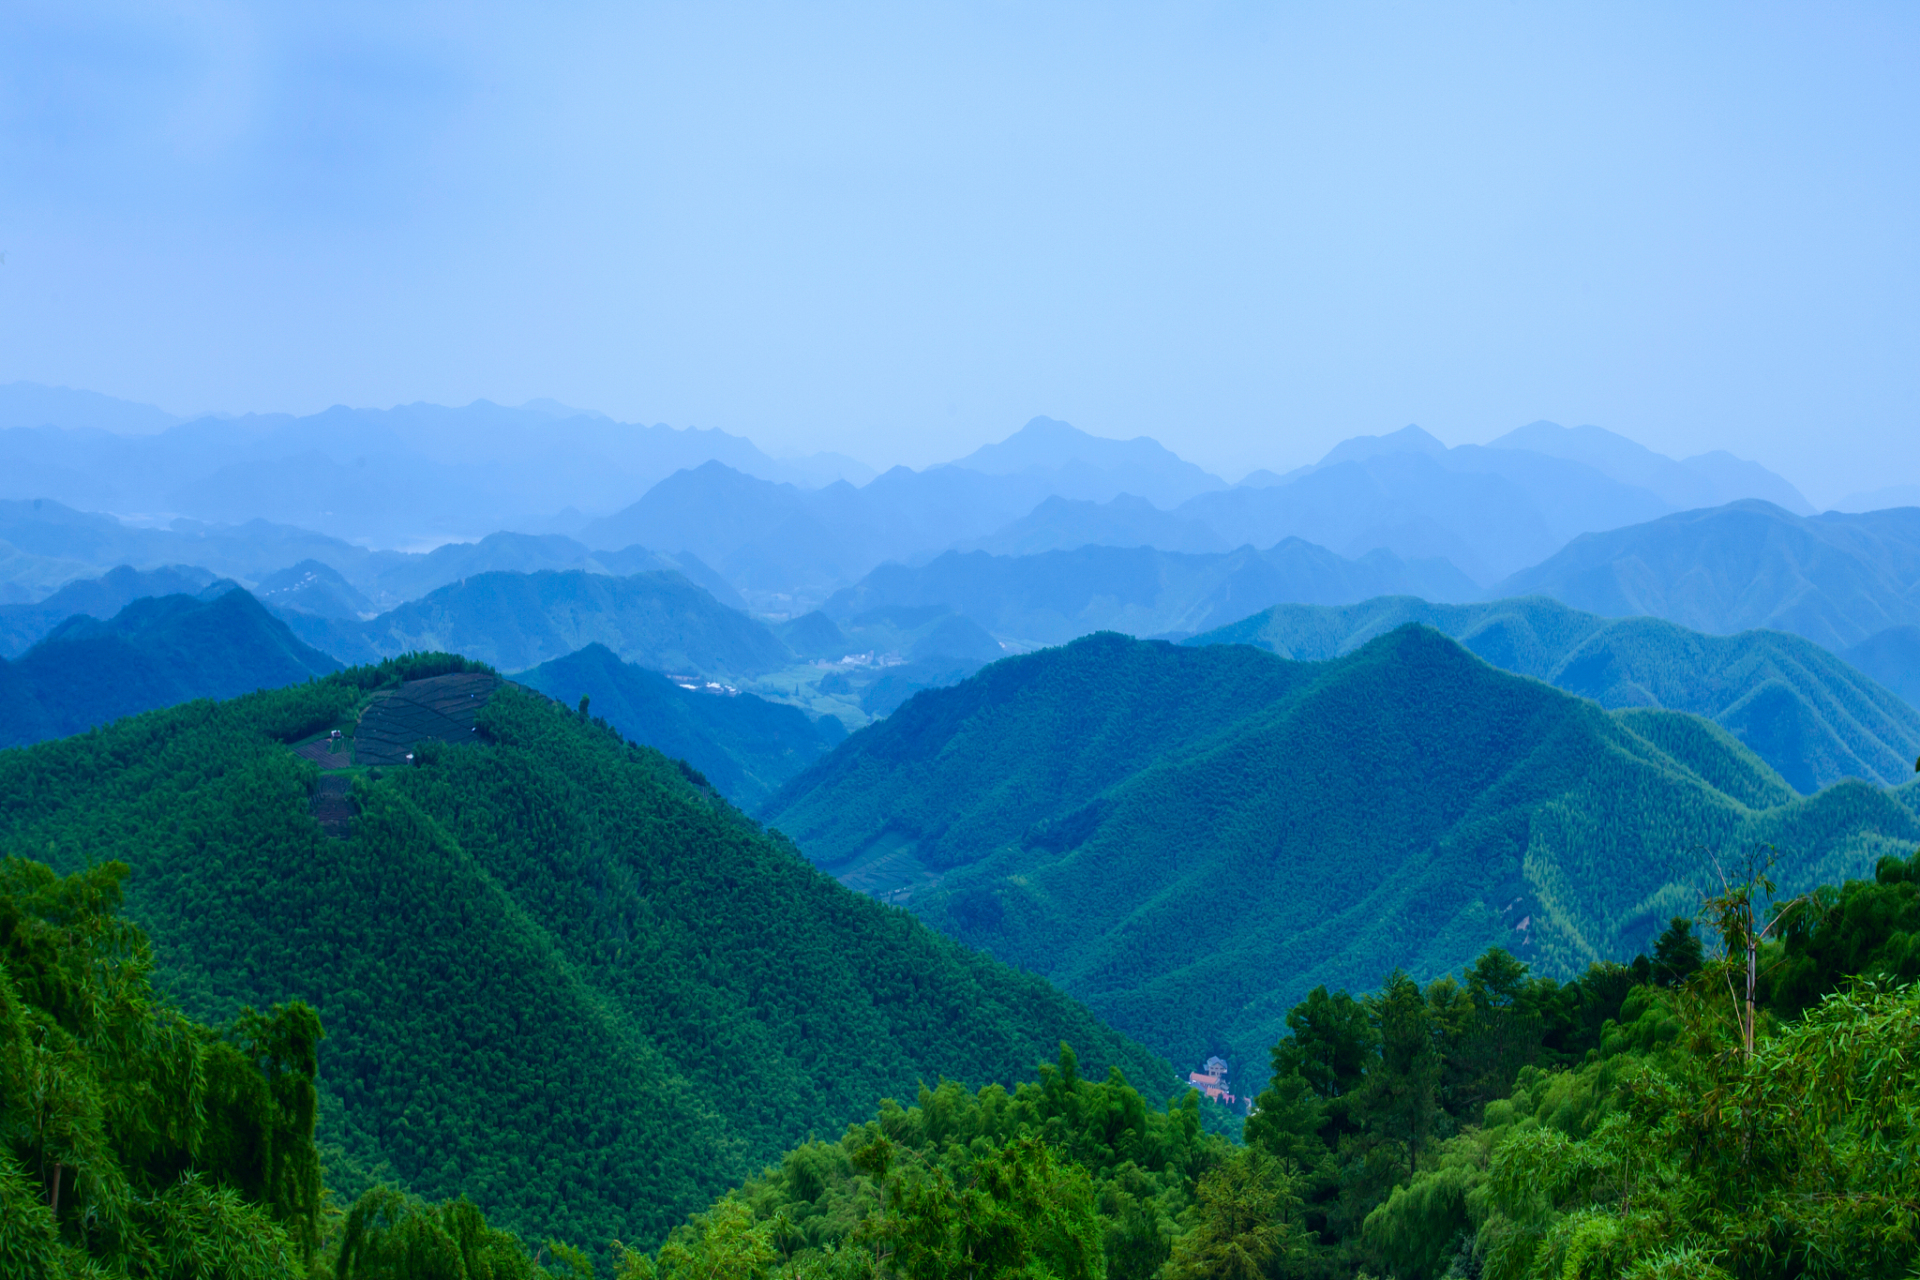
1;2;1915;500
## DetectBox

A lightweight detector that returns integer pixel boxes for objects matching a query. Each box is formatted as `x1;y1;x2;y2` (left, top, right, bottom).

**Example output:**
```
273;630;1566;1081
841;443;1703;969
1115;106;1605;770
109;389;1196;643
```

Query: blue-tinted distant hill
960;493;1230;556
763;626;1919;1076
822;540;1478;646
0;563;224;657
281;569;792;677
1486;420;1813;514
0;397;826;547
1179;428;1671;584
947;415;1227;509
516;643;845;809
1189;595;1920;792
0;499;371;602
0;588;340;748
1841;625;1920;713
1496;501;1920;650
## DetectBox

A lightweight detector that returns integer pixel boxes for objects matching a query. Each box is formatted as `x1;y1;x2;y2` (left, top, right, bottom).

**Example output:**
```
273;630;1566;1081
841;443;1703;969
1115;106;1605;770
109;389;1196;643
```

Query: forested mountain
516;642;846;808
0;588;341;748
280;568;790;675
0;657;1174;1250
822;542;1477;647
0;561;223;656
762;627;1917;1077
1190;594;1920;792
1497;500;1920;648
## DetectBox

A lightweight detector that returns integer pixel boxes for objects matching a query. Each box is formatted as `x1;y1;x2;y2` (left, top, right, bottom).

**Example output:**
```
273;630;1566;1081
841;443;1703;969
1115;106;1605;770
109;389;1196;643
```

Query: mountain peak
1317;424;1448;468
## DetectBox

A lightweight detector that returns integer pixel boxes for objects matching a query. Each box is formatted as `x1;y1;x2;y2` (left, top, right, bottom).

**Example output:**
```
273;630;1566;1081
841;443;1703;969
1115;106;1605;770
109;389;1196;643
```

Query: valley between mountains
8;402;1920;1277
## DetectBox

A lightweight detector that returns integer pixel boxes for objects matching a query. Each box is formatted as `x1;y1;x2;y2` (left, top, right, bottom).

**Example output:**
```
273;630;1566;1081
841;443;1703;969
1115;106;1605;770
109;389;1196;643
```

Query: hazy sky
2;2;1915;501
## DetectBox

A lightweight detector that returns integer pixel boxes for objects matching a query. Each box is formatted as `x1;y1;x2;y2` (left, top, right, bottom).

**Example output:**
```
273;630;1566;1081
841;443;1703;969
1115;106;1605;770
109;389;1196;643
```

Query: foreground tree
0;857;323;1277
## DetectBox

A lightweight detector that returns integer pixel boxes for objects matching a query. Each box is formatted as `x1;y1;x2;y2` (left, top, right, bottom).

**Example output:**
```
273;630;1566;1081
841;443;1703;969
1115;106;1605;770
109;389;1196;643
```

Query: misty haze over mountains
0;380;1820;596
13;375;1920;767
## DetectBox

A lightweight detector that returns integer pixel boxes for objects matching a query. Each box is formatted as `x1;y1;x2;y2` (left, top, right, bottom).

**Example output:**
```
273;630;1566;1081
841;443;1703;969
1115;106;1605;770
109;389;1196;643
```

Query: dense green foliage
281;569;792;676
516;642;845;808
1188;594;1920;791
0;655;1177;1249
624;1044;1245;1280
0;588;342;749
765;626;1919;1074
632;859;1920;1279
0;858;322;1277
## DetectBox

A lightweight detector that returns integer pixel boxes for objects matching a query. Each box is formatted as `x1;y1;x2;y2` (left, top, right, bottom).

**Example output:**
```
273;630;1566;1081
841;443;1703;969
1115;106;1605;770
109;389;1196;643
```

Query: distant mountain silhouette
1496;501;1920;650
823;540;1478;646
1180;441;1669;584
961;494;1229;556
1487;421;1813;514
0;563;225;657
516;643;845;808
1190;594;1920;792
0;399;805;546
359;530;742;611
946;416;1227;508
0;498;372;600
282;569;792;677
0;380;181;435
0;589;341;748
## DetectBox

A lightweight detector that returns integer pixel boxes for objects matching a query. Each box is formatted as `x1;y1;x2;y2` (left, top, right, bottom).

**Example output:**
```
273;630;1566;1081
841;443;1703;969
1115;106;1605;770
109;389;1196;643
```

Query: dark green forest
764;626;1920;1074
602;850;1920;1279
0;654;1176;1254
16;841;1912;1277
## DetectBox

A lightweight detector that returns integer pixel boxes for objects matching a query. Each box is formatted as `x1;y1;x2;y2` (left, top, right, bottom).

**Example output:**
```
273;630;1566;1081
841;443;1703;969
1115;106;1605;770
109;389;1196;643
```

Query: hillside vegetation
516;642;846;808
631;855;1920;1280
1189;594;1920;791
0;588;341;749
0;656;1175;1250
763;627;1919;1076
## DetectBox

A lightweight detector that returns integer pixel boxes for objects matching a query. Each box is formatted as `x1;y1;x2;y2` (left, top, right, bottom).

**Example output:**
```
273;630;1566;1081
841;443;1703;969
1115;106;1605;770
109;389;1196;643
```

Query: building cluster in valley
1188;1056;1250;1112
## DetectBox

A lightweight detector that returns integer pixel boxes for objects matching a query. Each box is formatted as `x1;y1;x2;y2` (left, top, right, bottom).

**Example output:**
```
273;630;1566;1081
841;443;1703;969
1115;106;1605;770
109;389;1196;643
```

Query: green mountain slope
0;659;1174;1249
515;642;845;808
1187;594;1920;792
1494;499;1920;649
282;568;792;677
0;588;342;748
761;627;1919;1076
